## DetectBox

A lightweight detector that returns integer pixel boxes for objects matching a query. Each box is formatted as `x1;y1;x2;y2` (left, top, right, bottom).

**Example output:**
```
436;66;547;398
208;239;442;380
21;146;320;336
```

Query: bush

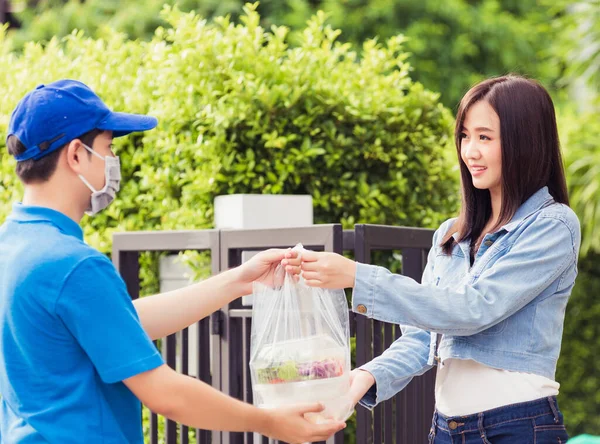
1;4;458;249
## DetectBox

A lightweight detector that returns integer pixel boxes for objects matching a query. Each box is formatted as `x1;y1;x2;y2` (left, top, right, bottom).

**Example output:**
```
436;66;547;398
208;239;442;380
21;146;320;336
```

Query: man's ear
65;139;87;174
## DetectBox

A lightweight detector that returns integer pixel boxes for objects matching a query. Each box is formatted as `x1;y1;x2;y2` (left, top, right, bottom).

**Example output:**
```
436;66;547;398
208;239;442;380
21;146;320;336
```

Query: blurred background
1;0;599;441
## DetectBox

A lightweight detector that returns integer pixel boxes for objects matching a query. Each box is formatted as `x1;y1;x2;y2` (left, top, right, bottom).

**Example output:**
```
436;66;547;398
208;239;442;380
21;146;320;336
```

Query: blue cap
7;79;158;162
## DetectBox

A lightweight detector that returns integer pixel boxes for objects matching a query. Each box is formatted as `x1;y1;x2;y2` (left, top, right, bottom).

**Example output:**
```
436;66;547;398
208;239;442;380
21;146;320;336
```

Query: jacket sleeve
352;213;579;336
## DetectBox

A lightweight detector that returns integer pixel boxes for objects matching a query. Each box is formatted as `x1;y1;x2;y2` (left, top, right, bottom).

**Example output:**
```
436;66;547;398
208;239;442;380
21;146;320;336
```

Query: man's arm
124;364;345;443
133;268;243;340
133;248;301;340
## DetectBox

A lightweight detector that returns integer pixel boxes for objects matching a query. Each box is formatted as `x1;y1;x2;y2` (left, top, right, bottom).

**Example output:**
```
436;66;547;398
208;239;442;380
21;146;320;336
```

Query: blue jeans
428;397;569;444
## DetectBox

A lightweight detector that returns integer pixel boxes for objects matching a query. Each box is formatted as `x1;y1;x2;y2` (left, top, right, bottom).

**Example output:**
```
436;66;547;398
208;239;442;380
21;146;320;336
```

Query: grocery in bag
249;245;353;422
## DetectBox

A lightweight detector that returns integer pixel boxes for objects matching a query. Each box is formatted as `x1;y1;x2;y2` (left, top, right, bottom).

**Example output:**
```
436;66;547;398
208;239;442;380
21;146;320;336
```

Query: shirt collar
451;186;555;241
8;202;84;241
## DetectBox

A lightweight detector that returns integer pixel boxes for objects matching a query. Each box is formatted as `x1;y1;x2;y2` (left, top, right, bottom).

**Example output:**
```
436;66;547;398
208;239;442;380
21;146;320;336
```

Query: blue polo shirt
0;203;164;443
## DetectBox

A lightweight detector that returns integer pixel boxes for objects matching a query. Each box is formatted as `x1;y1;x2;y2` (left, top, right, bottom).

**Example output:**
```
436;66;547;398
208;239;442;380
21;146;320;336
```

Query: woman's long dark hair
441;75;569;254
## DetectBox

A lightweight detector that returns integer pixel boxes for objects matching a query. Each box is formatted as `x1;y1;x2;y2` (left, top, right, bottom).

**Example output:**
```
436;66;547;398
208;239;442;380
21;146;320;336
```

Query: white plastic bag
249;244;353;423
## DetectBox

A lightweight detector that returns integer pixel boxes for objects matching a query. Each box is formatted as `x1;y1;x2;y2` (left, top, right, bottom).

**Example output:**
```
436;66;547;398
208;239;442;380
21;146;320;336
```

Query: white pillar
214;194;313;230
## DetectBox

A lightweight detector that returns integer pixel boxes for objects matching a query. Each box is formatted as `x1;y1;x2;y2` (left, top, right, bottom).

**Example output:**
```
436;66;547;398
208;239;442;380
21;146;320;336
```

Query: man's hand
125;365;345;440
300;251;357;289
261;403;346;443
235;248;302;295
348;369;376;407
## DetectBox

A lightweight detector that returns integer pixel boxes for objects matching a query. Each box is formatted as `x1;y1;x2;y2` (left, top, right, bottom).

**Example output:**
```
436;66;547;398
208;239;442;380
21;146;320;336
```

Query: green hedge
0;4;458;249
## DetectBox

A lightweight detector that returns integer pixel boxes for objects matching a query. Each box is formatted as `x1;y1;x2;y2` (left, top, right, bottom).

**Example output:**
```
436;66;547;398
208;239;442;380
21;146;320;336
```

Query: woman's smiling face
459;100;502;194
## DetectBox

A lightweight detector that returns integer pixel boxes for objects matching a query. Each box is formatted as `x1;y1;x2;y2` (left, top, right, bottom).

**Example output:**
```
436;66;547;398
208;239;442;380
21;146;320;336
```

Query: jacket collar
499;187;555;232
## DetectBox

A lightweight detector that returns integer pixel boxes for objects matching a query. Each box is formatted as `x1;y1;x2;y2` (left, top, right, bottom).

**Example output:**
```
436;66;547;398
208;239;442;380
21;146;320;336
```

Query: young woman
294;75;580;443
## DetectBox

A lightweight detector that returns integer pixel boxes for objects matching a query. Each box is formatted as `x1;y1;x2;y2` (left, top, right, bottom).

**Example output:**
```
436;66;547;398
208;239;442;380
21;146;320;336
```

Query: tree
9;0;557;108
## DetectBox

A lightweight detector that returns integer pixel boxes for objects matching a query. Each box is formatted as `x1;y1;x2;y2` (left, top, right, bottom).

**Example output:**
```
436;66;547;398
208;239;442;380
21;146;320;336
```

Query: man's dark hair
7;129;104;184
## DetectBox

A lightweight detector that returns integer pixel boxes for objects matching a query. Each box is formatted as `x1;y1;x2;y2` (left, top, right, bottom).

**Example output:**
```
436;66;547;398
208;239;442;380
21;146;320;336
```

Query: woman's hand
234;249;302;295
348;369;376;407
300;251;357;289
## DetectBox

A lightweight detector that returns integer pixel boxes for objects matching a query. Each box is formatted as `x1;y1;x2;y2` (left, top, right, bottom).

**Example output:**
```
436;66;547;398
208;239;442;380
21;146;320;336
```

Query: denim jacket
353;187;581;409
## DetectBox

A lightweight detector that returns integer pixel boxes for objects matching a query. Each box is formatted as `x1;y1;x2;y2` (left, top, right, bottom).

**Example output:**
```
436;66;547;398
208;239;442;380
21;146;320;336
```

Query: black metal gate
112;224;435;444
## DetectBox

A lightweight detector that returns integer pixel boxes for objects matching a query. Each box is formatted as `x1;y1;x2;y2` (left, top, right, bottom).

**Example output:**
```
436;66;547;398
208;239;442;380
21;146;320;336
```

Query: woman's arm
352;325;433;409
350;236;439;409
302;212;580;336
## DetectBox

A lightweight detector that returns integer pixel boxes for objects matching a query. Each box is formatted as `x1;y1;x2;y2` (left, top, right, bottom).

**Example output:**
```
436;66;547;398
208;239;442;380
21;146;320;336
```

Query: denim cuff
352;262;379;318
357;362;384;410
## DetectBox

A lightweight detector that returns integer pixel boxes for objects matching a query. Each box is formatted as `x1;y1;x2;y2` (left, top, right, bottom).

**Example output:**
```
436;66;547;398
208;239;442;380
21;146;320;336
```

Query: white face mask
78;143;121;216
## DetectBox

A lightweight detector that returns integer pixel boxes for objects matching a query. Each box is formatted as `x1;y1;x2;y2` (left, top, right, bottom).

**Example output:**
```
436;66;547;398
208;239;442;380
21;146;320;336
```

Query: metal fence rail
113;224;435;444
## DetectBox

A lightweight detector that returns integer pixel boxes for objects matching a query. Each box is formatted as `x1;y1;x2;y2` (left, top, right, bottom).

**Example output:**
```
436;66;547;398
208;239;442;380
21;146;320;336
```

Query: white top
435;358;560;417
